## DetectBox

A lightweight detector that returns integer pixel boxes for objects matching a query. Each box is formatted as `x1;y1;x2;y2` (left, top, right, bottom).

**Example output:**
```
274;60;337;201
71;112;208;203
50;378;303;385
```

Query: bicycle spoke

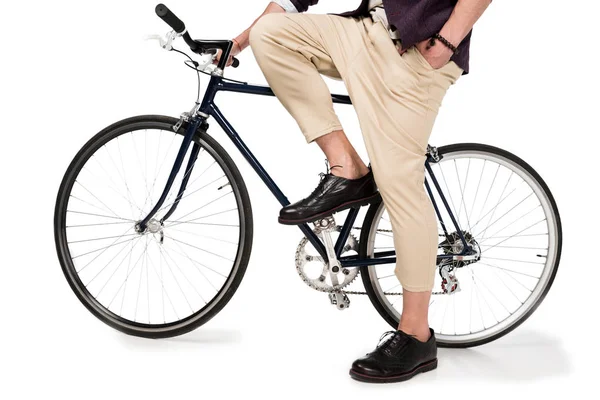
472;274;489;330
134;237;146;322
164;233;234;263
384;282;401;293
69;194;121;219
118;238;137;314
106;239;149;309
471;272;500;323
479;244;547;250
469;272;474;333
75;180;123;220
477;261;534;292
67;221;132;228
59;124;247;329
163;190;233;228
86;236;143;289
168;225;239;246
144;243;181;321
159;241;209;305
131;131;153;216
160;197;235;225
74;226;136;268
67;210;135;222
480;217;546;249
467;159;486;224
163;240;224;289
86;155;144;217
103;139;142;216
473;193;536;239
142;130;179;218
166;221;240;228
479;232;548;240
471;182;522;233
154;163;220;216
482;256;545;266
478;171;513;240
488;266;523;305
454;158;472;231
471;270;511;315
69;233;139;245
366;147;559;344
116;135;141;218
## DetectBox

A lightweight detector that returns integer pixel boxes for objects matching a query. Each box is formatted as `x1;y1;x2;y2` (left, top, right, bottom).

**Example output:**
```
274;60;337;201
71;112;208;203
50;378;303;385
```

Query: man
217;0;491;383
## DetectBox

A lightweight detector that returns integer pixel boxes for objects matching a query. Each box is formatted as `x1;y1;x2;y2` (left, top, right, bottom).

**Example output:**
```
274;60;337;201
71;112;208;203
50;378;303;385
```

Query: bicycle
54;4;562;348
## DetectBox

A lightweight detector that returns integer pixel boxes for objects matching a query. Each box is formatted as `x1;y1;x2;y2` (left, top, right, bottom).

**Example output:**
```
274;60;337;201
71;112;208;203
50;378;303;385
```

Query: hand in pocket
414;38;453;70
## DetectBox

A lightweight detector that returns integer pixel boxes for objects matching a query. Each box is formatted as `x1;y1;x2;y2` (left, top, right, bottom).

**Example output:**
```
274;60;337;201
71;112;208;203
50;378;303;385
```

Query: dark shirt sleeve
290;0;319;12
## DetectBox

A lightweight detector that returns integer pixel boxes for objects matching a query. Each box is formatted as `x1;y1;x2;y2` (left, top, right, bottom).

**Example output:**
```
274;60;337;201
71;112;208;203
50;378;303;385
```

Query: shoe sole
348;358;438;384
278;192;382;225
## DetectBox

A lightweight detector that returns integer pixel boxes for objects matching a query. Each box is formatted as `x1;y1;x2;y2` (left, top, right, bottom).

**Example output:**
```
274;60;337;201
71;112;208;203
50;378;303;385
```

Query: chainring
295;226;359;293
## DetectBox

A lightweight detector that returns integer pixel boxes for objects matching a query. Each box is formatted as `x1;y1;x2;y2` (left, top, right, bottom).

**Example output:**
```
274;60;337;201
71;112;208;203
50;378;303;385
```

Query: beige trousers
249;12;463;291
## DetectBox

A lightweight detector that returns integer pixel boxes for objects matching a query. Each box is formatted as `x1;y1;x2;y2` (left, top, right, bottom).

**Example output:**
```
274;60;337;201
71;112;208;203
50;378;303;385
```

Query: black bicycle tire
359;143;562;348
54;115;254;339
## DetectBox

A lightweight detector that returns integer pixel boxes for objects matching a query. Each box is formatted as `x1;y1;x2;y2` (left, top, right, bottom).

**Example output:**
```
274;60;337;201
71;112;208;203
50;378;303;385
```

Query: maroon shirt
289;0;472;74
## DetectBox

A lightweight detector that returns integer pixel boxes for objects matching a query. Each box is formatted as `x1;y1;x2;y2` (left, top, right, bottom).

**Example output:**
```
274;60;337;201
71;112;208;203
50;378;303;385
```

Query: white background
1;0;599;398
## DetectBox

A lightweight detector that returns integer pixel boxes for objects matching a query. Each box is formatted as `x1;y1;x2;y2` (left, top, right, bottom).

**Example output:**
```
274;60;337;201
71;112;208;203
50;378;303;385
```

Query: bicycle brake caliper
426;144;441;163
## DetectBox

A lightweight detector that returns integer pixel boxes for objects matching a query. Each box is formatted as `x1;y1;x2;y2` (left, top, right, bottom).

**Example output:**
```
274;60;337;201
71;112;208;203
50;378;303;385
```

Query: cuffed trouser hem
401;284;435;293
304;123;344;143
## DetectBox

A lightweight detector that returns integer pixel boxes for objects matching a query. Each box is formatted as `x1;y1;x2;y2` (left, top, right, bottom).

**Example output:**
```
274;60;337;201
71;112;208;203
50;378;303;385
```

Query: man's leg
316;130;369;180
252;13;461;340
336;18;463;381
250;12;462;382
249;13;379;225
250;13;359;177
344;17;463;308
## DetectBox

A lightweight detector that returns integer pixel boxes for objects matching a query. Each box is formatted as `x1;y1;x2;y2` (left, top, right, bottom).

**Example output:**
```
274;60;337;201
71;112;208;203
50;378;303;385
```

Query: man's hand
414;0;492;70
213;2;287;67
414;38;454;70
213;40;242;67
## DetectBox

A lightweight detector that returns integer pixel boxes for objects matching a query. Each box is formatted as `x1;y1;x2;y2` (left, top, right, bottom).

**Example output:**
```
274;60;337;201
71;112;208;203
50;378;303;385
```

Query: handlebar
156;4;186;34
155;3;240;69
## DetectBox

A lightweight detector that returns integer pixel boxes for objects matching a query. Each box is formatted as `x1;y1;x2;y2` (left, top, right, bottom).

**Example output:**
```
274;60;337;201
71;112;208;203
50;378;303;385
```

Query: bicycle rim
54;116;252;337
364;144;561;346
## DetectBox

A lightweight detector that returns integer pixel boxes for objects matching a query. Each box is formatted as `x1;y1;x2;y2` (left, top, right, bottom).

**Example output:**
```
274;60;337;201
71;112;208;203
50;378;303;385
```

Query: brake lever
144;30;177;51
197;53;217;71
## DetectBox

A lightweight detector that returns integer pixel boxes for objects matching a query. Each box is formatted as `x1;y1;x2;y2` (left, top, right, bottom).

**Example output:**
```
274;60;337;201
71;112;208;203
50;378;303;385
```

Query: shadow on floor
116;328;243;348
436;328;570;382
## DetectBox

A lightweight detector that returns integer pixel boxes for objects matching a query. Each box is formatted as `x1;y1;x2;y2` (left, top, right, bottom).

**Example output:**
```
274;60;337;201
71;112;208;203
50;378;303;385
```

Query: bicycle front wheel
360;143;562;348
54;115;253;338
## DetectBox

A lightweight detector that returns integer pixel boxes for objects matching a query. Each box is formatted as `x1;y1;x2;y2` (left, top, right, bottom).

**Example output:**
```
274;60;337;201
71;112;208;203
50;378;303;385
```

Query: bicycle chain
297;226;445;296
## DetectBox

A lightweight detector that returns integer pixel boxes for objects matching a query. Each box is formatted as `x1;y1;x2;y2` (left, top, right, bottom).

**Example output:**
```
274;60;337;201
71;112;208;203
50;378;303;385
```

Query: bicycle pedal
328;292;350;311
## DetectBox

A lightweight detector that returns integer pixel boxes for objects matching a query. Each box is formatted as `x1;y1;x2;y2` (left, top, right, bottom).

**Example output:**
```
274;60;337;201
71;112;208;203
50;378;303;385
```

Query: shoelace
375;330;412;354
309;160;344;197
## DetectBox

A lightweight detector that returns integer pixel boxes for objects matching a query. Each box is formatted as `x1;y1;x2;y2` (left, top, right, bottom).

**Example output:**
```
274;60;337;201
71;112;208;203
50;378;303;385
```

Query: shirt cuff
272;0;299;13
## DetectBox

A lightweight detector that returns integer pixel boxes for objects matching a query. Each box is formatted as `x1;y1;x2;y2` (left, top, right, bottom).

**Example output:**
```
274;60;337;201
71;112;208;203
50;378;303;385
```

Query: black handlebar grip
232;58;240;68
155;4;186;34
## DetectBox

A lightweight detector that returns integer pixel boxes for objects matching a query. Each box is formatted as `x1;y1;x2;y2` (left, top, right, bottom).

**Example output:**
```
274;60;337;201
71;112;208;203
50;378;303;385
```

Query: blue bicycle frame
137;73;473;268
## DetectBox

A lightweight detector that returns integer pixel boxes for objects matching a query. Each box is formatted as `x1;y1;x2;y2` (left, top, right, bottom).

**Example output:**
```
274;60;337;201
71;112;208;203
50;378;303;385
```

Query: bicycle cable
171;47;202;103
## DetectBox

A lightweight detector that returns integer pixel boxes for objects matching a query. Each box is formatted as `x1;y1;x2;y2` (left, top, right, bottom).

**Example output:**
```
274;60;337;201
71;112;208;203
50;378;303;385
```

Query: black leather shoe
349;329;438;383
278;168;380;225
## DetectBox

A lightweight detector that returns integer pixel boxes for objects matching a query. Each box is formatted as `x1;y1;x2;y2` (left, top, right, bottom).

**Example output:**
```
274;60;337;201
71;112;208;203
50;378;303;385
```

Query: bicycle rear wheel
360;143;562;348
54;115;253;338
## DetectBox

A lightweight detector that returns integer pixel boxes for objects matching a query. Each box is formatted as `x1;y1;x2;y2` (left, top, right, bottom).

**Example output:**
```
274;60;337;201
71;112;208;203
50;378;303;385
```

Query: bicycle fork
136;115;208;233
